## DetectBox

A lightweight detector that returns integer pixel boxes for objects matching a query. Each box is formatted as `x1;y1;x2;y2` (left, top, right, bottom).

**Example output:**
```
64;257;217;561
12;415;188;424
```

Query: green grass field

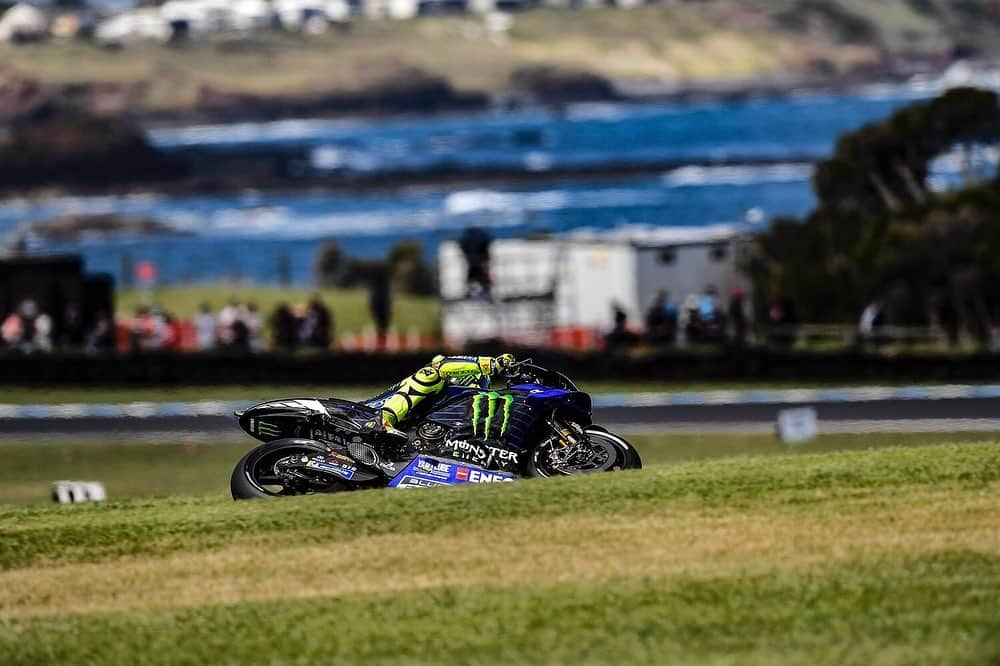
1;441;998;664
0;432;998;504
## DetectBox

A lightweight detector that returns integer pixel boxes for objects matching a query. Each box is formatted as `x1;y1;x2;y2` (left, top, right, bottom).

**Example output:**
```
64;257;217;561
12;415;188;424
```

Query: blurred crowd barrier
2;313;991;356
112;317;441;354
6;346;1000;387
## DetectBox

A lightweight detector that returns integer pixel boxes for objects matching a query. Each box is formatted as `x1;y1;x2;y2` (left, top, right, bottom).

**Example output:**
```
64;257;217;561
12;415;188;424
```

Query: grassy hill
1;441;998;664
2;1;999;118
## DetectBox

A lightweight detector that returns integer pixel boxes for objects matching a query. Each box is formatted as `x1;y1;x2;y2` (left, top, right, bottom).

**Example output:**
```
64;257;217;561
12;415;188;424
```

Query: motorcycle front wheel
231;438;348;500
526;426;642;478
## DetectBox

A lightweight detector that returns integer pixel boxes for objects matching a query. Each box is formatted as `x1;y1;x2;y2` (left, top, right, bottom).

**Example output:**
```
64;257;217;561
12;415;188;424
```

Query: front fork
542;414;596;468
546;413;585;448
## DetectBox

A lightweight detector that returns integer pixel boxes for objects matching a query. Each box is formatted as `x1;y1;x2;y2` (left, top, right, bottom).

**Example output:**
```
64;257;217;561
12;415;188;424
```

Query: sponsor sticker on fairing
395;476;449;489
415;459;451;479
388;456;515;488
466;469;514;484
305;459;356;480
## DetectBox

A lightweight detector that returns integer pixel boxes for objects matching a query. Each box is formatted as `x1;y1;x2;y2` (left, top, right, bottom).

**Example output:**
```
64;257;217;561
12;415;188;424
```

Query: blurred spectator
699;286;723;322
644;290;677;345
162;312;183;351
1;307;23;348
686;286;726;343
131;306;154;351
60;304;85;349
302;294;333;349
217;298;242;346
229;316;250;352
858;299;885;348
245;302;263;352
195;302;217;350
272;302;297;351
369;271;392;350
86;311;116;352
34;307;52;351
605;305;638;350
459;226;492;298
2;299;52;351
767;295;799;348
209;298;260;352
937;297;960;347
728;286;748;346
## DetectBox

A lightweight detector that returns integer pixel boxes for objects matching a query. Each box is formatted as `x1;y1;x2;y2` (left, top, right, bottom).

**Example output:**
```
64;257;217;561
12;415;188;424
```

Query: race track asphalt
3;397;1000;440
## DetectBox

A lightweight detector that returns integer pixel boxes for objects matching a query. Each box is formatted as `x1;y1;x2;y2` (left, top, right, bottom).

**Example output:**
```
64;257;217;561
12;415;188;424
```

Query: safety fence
5;383;1000;420
8;347;1000;386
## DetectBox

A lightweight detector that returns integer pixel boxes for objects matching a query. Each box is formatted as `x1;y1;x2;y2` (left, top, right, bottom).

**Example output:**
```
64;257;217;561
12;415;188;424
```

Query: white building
273;0;351;30
438;225;752;346
0;3;47;43
362;0;419;20
157;0;276;36
94;8;171;45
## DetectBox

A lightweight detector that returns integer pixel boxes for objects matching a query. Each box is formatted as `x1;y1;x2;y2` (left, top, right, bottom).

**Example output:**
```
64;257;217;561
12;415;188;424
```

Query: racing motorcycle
230;360;642;499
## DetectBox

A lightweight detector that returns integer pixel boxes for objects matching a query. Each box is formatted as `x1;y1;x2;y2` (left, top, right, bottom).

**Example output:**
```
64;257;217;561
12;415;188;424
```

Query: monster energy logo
256;420;282;437
471;392;514;438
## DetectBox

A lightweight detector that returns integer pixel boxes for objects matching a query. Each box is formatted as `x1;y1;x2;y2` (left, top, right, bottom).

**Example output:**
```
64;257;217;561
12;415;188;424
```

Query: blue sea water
149;91;923;172
0;84;988;285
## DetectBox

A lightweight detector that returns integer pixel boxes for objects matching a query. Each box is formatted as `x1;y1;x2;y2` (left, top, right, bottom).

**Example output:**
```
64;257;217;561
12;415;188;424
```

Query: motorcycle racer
374;353;516;435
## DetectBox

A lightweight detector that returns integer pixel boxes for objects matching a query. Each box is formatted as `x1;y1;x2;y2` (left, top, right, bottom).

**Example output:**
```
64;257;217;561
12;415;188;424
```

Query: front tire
231;438;347;500
526;426;641;478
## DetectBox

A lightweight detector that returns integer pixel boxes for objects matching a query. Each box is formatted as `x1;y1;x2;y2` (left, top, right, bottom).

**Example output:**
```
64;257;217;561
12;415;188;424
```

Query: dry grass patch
3;487;996;618
2;443;1000;665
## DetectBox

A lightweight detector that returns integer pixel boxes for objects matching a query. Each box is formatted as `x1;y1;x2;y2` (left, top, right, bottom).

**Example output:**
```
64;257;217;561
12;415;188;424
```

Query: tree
753;87;1000;335
813;87;1000;218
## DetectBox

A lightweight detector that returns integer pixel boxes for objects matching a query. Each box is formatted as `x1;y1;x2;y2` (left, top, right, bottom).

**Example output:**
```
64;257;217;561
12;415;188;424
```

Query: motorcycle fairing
238;397;378;443
419;383;591;448
509;383;592;416
388;455;515;489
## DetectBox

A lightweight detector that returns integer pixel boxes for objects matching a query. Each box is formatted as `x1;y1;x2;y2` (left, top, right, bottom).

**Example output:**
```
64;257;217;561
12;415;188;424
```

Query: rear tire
231;438;345;500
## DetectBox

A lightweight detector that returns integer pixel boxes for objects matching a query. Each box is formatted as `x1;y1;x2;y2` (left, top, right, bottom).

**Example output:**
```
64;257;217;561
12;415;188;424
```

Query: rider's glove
491;353;516;376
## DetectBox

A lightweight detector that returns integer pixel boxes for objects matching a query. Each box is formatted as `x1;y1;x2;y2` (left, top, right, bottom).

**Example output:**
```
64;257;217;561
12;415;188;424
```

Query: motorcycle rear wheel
526;426;641;478
231;438;347;500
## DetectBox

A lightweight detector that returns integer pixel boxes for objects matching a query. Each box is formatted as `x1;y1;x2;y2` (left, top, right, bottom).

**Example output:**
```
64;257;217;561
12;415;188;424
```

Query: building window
709;244;728;261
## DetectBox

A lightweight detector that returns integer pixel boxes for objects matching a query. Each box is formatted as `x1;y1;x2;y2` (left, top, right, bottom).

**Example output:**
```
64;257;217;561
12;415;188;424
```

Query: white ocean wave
0;159;815;243
519;151;549;171
192;206;526;239
150;117;363;148
443;186;677;218
858;65;1000;102
662;163;813;187
565;102;631;122
443;189;512;216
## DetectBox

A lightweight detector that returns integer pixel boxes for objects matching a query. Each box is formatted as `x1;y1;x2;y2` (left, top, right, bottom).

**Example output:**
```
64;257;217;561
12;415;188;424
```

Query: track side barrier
8;347;1000;386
